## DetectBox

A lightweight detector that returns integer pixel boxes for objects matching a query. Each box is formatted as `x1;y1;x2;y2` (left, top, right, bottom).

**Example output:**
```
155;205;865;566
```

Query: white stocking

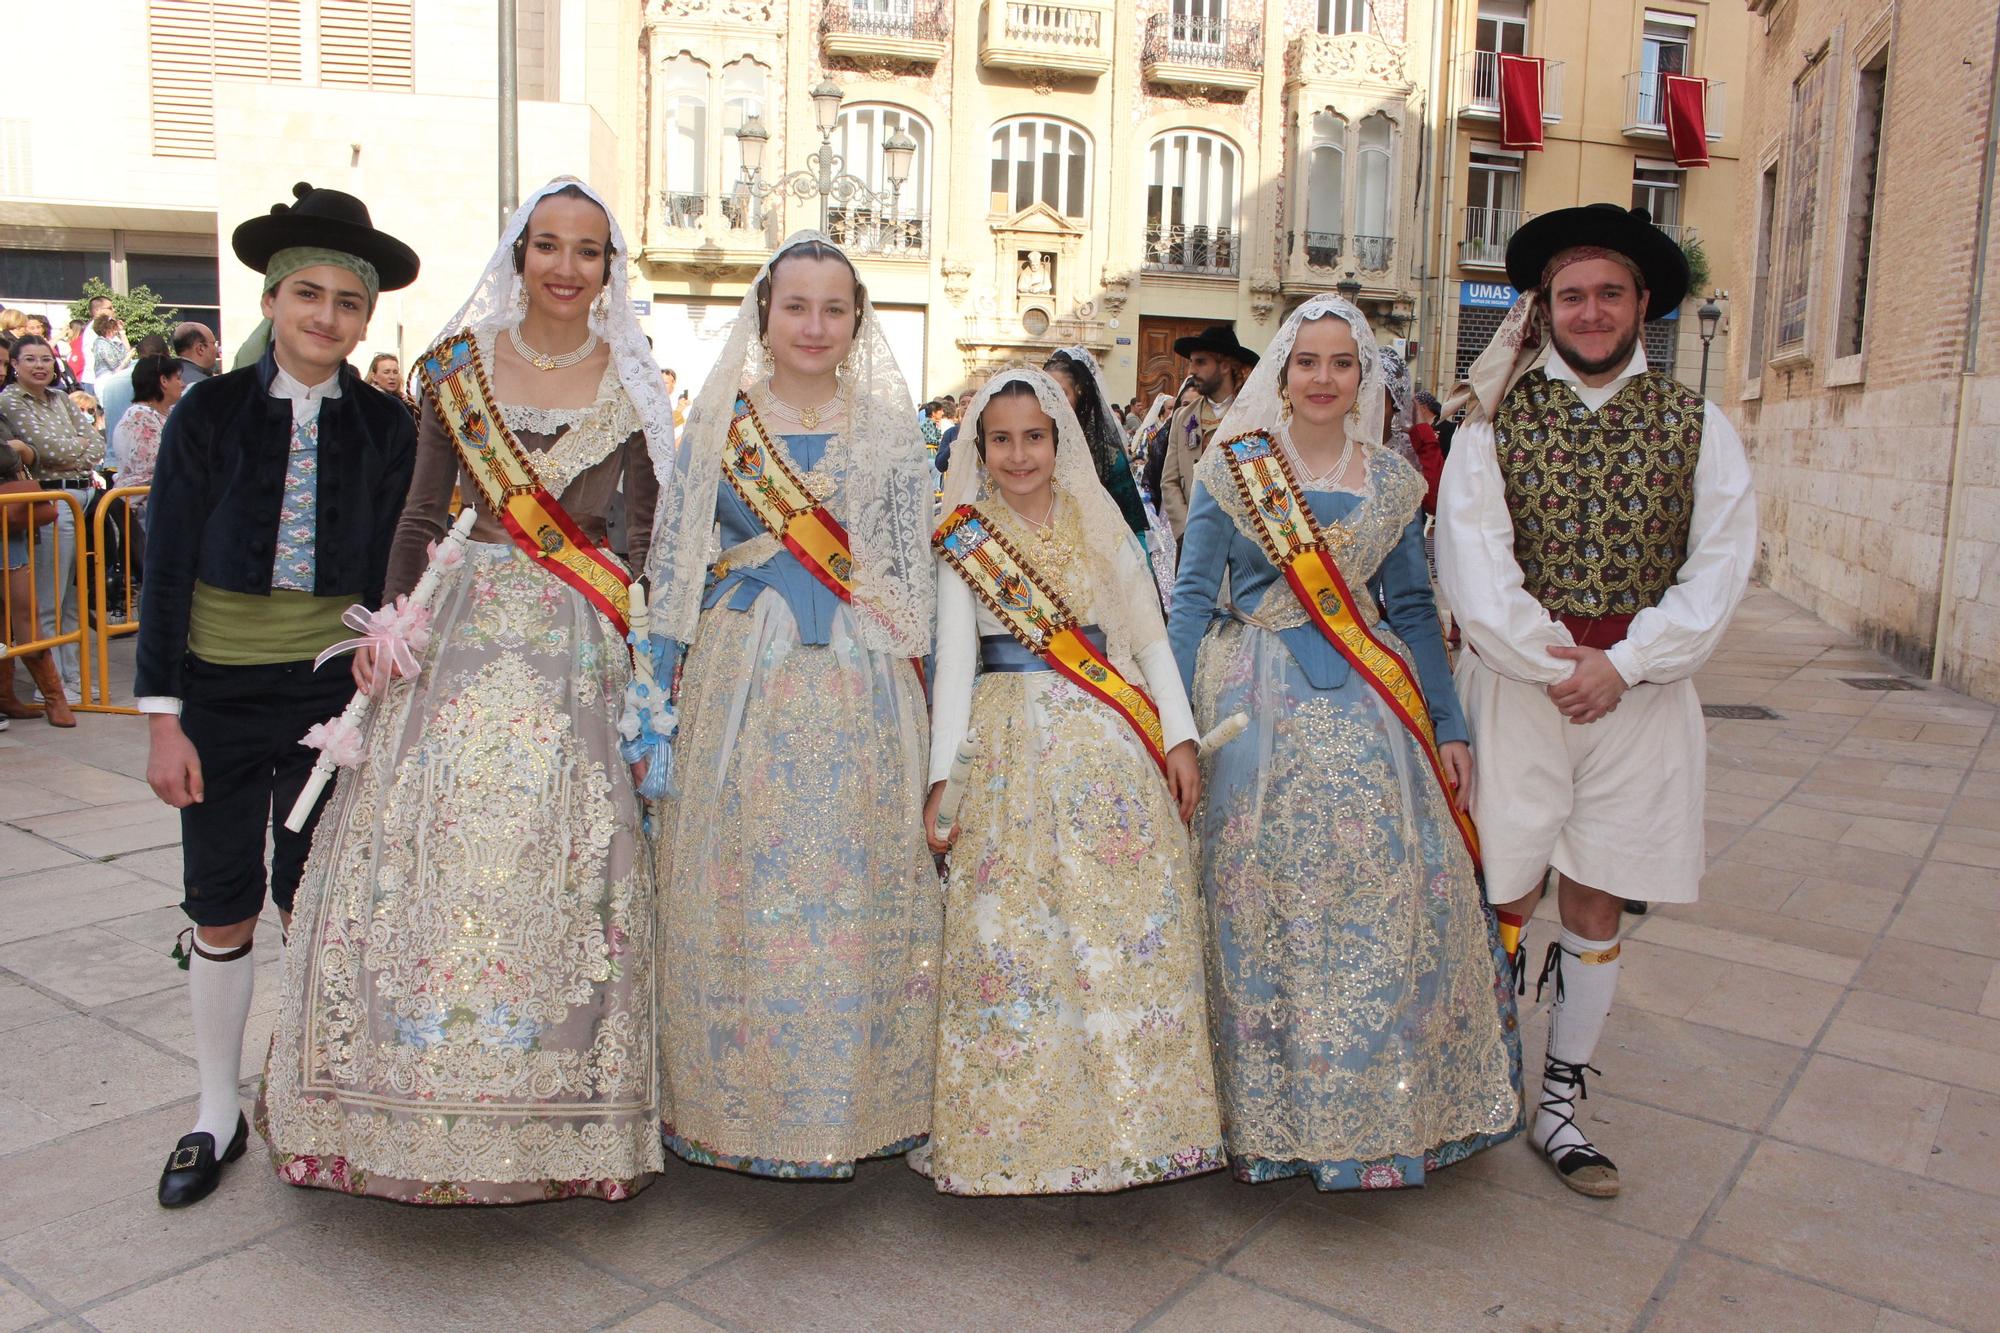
1534;928;1621;1157
188;939;255;1145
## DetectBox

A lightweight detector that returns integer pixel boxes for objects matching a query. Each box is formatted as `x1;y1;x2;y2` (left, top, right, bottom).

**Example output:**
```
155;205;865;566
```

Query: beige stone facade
1730;0;2000;704
633;0;1440;404
1416;0;1748;395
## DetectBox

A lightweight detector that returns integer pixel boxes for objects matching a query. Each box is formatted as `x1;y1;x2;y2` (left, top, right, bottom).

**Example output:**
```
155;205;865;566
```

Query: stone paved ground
1;585;1997;1332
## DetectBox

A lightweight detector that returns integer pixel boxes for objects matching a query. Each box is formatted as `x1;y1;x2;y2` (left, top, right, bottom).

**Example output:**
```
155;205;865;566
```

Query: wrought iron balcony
1623;71;1727;141
1458;49;1565;122
1459;205;1527;268
1351;234;1394;273
1141;13;1262;92
1290;230;1345;271
821;0;950;64
1651;220;1697;244
825;208;931;259
1144;221;1238;276
645;190;775;270
981;0;1111;76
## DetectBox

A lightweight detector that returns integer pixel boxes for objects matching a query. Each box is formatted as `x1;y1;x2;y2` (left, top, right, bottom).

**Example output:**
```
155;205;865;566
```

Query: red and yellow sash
417;333;631;638
935;503;1168;773
1219;432;1480;864
723;395;856;603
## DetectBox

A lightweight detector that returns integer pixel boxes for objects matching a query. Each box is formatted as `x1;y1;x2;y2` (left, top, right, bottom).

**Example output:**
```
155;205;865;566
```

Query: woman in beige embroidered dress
261;179;669;1204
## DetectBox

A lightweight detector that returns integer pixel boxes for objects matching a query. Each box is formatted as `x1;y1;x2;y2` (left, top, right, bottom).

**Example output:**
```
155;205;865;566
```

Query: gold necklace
763;381;843;431
508;324;599;372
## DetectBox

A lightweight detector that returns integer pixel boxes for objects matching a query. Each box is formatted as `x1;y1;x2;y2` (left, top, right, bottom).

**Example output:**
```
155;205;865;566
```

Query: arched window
830;103;933;254
719;59;767;191
660;52;708;226
1304;110;1346;269
989;117;1092;220
1355;112;1395;270
1145;129;1240;276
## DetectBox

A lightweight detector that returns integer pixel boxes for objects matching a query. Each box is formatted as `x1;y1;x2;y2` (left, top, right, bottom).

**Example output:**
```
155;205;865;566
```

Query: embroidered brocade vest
1496;368;1702;619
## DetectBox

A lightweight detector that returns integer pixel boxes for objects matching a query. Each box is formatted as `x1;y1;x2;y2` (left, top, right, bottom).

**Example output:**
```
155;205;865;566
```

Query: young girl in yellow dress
916;368;1223;1195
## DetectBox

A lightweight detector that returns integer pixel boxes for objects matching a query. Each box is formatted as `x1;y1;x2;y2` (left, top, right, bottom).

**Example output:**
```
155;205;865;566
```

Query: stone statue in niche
1017;250;1055;295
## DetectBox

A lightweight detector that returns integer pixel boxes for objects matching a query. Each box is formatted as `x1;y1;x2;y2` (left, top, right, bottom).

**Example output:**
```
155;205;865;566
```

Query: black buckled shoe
157;1113;249;1209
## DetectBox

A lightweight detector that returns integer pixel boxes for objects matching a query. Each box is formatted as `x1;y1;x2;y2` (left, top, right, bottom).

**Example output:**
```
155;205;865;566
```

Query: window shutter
320;0;417;92
148;0;304;160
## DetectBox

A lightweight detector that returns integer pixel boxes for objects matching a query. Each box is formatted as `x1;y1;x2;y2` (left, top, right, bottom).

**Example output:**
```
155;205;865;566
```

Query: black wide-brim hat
1506;203;1689;321
231;182;420;291
1174;323;1260;368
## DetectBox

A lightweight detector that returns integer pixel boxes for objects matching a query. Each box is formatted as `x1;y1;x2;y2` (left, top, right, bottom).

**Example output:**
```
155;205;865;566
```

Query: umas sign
1460;281;1520;309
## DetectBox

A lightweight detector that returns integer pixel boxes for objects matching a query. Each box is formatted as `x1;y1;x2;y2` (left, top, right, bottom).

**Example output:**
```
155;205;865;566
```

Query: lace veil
940;368;1167;678
644;231;935;657
1045;344;1178;604
1378;344;1418;466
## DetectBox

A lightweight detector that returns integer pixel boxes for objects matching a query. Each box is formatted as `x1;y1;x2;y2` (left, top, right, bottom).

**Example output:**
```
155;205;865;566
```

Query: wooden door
1136;315;1221;406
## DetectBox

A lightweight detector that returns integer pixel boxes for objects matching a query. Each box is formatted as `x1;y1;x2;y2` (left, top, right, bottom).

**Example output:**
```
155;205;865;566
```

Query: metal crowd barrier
0;489;96;706
86;484;149;715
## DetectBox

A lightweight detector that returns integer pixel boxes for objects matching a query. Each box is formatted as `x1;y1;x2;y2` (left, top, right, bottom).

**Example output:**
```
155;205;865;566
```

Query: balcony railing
658;190;769;234
1623;71;1727;140
821;0;950;60
1352;234;1394;273
825;208;931;258
1459;205;1527;268
1142;13;1262;89
1290;230;1345;271
981;0;1111;75
1145;221;1238;276
1651;220;1697;245
1459;49;1565;122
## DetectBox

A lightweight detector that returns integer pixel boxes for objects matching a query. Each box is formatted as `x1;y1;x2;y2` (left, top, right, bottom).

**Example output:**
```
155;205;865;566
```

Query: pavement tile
1683;967;1845;1047
603;1302;735;1332
81;1245;377;1333
1631;917;1858;986
1608;939;1730;1021
0;926;177;1008
1232;1184;1677;1332
1145;1274;1372;1332
0;1100;208;1243
14;799;184;860
673;1164;1203;1332
1023;1156;1297;1263
0;863;172;947
1933;825;2000;870
1928;1087;2000;1197
1597;1008;1804;1130
0;1276;50;1333
1854;938;1998;1014
1769;1054;1948;1174
0;1014;189;1130
1649;1251;1888;1333
262;1204;649;1332
0;827;87;879
0;979;70;1035
1821;991;2000;1095
1704;1140;2000;1328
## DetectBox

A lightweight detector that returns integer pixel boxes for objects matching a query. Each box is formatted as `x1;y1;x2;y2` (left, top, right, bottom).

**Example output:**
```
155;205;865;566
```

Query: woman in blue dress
1166;294;1521;1191
636;233;940;1178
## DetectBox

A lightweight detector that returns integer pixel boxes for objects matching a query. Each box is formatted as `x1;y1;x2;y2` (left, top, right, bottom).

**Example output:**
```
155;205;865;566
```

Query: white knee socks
1534;928;1622;1156
188;939;256;1145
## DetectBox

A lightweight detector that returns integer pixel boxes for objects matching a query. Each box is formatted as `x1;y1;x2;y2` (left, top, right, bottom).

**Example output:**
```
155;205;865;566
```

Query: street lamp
732;79;917;249
1697;290;1724;396
1336;271;1363;304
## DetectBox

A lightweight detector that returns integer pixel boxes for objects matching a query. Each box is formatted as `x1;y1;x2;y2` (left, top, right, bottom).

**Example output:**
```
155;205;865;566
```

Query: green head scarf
229;246;383;371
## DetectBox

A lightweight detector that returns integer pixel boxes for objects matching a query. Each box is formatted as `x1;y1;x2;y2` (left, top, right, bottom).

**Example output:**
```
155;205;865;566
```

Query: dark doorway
1136;314;1228;405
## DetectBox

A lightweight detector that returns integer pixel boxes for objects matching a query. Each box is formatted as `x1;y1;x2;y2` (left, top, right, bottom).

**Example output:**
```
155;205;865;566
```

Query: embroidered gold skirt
917;670;1224;1195
260;542;663;1204
655;595;940;1177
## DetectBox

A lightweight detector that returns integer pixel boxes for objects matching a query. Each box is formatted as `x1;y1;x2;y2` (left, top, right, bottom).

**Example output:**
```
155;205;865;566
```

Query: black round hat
1173;323;1260;368
231;182;420;291
1505;203;1689;321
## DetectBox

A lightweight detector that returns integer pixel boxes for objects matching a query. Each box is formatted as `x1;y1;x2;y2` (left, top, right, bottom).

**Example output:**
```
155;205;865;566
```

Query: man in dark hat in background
1435;204;1756;1200
136;182;420;1209
1149;323;1259;542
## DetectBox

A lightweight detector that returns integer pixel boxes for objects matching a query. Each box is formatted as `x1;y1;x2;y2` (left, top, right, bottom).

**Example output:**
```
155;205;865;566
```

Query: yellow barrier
86;484;149;715
0;488;95;706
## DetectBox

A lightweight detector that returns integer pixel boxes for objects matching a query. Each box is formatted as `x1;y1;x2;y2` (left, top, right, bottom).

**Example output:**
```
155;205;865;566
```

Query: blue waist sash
979;623;1107;673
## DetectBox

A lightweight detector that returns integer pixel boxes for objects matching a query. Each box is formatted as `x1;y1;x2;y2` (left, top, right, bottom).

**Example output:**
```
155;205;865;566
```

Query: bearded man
1435;204;1757;1199
1149;324;1258;541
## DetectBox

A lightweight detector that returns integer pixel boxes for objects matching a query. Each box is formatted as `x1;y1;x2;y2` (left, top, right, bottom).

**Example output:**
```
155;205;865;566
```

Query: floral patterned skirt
259;542;663;1205
656;596;940;1177
916;670;1224;1196
1191;619;1522;1191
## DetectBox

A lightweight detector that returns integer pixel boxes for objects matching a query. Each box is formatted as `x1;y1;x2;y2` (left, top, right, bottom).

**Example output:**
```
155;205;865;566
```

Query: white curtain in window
1307;111;1346;236
989;118;1091;218
719;59;766;190
1357;112;1392;239
661;53;708;196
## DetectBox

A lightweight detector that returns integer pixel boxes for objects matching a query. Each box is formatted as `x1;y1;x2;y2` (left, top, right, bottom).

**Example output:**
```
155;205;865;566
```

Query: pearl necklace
509;325;600;372
1287;427;1357;491
761;381;844;431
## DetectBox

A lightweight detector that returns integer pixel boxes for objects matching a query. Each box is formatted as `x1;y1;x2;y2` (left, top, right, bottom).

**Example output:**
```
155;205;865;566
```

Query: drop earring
1278;386;1293;422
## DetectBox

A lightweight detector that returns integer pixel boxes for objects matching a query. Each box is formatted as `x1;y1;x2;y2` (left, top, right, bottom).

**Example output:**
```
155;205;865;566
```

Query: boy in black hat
136;183;420;1208
1149;323;1259;542
1435;204;1756;1198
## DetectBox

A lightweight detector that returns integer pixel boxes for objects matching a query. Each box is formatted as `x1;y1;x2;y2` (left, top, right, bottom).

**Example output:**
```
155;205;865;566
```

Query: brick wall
1732;0;2000;701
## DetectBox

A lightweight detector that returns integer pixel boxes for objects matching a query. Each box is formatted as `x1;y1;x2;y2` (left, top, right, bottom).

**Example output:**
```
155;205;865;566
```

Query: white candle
933;734;979;839
1197;711;1249;758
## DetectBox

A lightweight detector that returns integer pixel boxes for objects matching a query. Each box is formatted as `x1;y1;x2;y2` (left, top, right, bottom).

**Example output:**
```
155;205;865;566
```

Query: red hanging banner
1498;53;1546;151
1664;73;1711;167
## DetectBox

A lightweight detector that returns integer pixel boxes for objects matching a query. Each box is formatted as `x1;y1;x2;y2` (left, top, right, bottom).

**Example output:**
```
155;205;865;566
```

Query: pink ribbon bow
313;596;435;682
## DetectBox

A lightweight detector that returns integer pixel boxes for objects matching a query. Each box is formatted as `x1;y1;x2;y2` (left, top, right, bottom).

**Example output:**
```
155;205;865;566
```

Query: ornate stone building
634;0;1439;403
